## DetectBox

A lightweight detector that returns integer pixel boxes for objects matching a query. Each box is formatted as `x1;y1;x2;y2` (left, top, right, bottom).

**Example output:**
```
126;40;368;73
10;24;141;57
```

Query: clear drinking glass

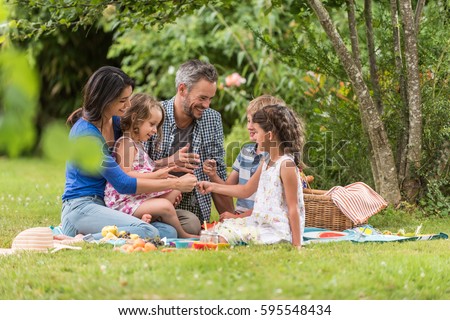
200;230;219;244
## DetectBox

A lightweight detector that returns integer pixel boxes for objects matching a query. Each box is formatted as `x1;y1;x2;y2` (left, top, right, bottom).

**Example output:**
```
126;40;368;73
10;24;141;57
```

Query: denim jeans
61;195;177;240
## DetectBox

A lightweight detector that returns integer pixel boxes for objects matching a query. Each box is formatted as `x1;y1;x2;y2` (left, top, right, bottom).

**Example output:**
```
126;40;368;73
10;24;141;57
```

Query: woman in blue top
61;66;197;240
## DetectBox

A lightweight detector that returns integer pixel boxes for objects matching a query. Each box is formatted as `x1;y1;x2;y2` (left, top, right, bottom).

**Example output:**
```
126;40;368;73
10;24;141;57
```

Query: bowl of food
192;241;218;250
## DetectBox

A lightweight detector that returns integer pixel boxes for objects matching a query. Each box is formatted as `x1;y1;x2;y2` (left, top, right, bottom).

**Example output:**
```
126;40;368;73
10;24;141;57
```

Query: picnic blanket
324;182;388;224
303;225;448;244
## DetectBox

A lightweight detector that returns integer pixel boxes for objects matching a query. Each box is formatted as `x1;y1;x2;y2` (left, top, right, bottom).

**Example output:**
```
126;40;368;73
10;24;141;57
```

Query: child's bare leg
158;190;181;206
134;198;199;238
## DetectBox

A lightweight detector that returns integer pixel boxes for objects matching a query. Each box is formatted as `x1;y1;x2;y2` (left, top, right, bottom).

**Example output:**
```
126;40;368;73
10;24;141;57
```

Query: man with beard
145;59;231;230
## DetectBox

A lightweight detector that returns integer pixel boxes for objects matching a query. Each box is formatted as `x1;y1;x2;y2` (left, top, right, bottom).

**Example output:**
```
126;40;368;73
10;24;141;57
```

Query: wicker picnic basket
303;188;364;231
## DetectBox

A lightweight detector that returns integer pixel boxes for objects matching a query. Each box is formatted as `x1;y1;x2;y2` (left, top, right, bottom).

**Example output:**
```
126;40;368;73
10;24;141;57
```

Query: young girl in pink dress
197;104;306;249
104;93;198;238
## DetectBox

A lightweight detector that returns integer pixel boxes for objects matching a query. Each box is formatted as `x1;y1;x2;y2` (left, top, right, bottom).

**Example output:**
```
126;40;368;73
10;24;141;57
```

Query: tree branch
414;0;426;34
364;0;383;115
346;0;362;71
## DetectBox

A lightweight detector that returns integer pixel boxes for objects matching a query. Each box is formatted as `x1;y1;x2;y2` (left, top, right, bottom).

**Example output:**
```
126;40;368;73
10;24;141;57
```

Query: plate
303;231;348;239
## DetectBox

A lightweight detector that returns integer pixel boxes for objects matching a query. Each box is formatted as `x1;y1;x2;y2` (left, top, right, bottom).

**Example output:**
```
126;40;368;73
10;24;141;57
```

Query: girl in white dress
197;104;306;249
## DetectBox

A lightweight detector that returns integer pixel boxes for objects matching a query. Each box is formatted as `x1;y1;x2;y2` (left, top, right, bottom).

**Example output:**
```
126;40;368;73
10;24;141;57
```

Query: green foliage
419;179;450;218
6;0;210;41
0;46;39;157
223;120;250;167
108;1;301;134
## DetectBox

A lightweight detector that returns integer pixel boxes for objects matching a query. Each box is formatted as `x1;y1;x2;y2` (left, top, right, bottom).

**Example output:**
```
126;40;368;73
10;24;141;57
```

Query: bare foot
141;214;152;223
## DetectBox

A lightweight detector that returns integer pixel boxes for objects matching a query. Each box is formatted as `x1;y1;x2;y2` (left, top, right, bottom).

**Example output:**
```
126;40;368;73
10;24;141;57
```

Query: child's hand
151;166;173;179
202;159;218;179
173;193;182;207
197;181;213;194
219;211;239;222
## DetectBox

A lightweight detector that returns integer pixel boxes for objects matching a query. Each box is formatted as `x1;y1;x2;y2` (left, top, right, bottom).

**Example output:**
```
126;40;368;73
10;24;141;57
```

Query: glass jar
200;230;219;244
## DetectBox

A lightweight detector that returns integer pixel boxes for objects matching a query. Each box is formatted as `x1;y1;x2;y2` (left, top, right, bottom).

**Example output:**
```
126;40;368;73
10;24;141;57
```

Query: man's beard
182;97;202;120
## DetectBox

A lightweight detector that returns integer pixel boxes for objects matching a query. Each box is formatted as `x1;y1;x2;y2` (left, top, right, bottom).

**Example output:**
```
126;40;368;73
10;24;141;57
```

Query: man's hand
170;144;200;173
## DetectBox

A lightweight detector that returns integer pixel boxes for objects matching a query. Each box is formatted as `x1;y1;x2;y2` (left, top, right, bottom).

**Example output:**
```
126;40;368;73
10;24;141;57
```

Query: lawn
0;157;449;299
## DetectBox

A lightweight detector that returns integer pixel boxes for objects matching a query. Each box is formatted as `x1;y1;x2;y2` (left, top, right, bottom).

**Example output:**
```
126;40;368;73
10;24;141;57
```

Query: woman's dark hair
66;66;134;127
121;93;165;142
252;104;306;169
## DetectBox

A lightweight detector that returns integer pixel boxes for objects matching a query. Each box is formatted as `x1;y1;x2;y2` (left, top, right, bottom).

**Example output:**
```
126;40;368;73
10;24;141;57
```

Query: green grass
0;157;449;299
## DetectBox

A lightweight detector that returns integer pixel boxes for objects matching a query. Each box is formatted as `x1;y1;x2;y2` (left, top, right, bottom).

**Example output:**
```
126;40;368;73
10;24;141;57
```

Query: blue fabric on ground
303;224;448;244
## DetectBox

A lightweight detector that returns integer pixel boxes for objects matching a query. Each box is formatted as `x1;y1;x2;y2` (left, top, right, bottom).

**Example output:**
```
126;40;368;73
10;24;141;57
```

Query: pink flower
225;72;246;87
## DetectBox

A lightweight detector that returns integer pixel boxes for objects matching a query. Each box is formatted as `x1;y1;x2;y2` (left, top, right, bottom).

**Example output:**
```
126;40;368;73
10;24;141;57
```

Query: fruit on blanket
129;234;139;240
101;225;118;237
397;229;406;236
143;242;157;252
118;241;158;253
132;238;145;249
103;231;118;240
120;244;132;252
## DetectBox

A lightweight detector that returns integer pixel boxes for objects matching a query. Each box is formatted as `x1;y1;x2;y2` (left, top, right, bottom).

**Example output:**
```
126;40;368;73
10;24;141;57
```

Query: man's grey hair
175;59;218;91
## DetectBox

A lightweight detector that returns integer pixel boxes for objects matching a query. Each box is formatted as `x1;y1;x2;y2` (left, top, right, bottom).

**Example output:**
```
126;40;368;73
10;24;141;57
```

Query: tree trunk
389;0;409;185
307;0;401;204
436;141;450;179
364;0;383;115
346;0;380;192
399;0;422;201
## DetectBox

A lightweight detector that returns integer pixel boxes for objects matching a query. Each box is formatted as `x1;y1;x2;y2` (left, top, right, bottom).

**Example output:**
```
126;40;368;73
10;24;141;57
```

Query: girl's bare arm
280;160;301;248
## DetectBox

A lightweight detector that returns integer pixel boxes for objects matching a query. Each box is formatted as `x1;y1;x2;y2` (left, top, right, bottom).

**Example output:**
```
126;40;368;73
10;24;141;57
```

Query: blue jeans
61;195;177;240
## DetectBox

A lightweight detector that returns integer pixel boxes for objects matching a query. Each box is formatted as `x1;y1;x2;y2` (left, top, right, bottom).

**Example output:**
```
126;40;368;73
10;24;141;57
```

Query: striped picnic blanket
324;182;387;224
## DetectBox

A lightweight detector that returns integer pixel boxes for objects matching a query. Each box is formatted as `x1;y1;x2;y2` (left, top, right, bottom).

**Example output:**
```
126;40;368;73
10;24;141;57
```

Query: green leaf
237;51;245;67
70;136;103;174
41;122;70;164
0;1;8;21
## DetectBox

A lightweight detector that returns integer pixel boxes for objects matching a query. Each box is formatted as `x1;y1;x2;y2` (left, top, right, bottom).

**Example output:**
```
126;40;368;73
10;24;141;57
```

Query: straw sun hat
0;227;82;256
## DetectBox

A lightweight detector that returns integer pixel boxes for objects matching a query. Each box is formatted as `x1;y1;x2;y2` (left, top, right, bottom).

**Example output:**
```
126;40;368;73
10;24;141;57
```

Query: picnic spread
1;181;447;255
1;223;447;256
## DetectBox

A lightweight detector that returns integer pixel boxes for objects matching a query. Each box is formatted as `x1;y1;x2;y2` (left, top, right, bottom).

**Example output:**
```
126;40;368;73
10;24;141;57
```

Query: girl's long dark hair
252;104;306;169
66;66;134;127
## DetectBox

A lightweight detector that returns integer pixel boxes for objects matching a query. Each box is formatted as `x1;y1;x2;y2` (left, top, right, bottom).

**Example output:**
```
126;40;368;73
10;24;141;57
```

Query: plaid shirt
144;97;227;222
